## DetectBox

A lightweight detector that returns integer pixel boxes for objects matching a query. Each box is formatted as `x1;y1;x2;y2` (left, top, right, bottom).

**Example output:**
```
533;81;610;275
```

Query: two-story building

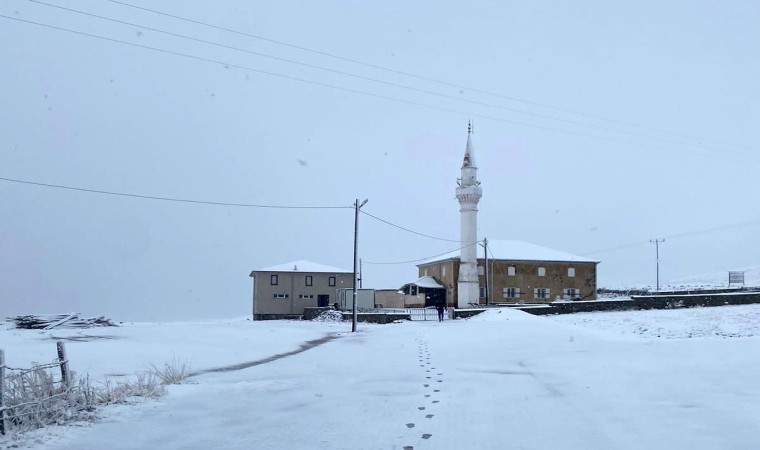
417;240;598;306
249;260;353;320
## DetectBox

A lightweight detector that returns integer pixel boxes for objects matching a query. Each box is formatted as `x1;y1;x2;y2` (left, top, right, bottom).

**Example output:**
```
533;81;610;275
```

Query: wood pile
7;313;117;329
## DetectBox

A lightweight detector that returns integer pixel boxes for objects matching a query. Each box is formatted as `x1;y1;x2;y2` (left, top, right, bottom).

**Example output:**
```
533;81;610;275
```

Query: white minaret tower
455;122;482;308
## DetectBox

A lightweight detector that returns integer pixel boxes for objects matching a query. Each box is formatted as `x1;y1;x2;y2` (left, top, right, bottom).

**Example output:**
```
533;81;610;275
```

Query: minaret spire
455;123;483;308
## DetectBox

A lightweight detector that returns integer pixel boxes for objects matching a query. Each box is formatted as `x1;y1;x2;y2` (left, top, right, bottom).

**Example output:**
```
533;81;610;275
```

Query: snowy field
2;305;759;450
608;266;760;292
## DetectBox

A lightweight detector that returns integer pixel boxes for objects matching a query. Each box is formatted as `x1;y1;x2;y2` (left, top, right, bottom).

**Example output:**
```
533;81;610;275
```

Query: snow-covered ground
606;265;760;292
2;306;759;449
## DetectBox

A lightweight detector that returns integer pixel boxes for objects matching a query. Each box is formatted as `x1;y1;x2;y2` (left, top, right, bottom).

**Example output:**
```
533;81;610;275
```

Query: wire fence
0;341;95;435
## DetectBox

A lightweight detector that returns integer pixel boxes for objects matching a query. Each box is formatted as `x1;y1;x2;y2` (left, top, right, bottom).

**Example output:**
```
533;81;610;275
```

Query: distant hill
663;266;760;291
603;266;760;293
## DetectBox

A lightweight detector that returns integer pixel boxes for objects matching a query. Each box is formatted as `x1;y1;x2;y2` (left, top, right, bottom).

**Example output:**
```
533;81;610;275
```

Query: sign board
728;271;745;286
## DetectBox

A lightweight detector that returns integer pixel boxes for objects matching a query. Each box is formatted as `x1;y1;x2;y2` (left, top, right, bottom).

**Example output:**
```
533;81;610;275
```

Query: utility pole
359;258;363;289
352;198;368;332
480;237;489;305
650;238;665;291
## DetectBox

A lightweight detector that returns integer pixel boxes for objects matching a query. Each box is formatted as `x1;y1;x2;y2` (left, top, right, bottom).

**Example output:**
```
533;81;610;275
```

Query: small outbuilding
399;275;447;308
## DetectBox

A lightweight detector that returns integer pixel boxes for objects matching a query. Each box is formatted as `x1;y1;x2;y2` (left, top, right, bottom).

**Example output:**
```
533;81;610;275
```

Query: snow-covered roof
402;275;445;289
251;260;351;274
418;240;597;265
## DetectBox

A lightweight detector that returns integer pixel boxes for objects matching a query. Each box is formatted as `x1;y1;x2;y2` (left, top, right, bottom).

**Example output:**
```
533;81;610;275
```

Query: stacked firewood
7;313;116;329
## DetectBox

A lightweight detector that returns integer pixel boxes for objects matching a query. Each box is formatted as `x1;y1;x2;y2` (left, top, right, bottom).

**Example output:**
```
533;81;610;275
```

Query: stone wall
253;314;303;321
452;309;486;319
515;292;760;316
341;313;411;324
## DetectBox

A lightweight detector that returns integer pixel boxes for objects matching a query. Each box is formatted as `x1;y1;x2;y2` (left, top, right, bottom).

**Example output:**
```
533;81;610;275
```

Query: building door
425;289;446;307
317;295;330;307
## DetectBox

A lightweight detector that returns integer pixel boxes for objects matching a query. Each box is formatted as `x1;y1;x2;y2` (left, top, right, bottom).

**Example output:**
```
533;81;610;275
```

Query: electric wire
0;176;351;209
26;0;745;156
360;210;460;243
1;13;751;162
581;218;760;256
0;176;461;244
363;241;480;265
0;14;649;147
104;0;750;152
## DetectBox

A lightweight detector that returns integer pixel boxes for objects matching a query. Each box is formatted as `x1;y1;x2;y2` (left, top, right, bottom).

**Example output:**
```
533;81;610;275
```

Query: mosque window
503;287;520;299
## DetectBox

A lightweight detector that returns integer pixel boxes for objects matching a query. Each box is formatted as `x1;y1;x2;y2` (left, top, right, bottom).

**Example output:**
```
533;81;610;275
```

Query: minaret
455;122;482;308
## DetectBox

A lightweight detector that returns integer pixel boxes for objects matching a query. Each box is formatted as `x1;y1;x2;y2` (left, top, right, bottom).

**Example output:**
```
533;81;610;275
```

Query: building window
538;267;546;277
424;269;428;276
305;275;313;286
270;274;279;285
273;293;289;299
298;294;314;299
563;288;580;299
568;268;575;277
478;265;484;276
328;276;336;287
533;288;550;299
507;266;516;276
442;266;446;277
503;287;520;299
479;287;486;298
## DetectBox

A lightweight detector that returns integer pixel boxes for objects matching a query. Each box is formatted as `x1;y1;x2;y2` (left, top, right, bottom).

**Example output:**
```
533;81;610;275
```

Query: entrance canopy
400;275;445;291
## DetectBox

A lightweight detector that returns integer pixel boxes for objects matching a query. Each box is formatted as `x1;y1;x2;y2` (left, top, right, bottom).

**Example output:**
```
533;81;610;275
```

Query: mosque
396;124;598;309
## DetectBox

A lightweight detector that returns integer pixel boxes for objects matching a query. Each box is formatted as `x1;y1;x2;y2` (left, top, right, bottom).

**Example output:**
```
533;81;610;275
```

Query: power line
104;0;751;152
2;13;752;162
0;175;465;245
0;176;351;209
363;241;479;265
28;0;740;155
581;218;760;256
0;15;657;149
360;210;460;242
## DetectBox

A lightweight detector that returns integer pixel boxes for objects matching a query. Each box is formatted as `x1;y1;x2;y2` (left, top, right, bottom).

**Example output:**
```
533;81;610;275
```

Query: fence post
56;341;70;388
1;349;6;435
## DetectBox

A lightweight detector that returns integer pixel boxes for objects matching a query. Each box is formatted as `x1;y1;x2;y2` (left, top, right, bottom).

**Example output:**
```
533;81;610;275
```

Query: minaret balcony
456;189;482;204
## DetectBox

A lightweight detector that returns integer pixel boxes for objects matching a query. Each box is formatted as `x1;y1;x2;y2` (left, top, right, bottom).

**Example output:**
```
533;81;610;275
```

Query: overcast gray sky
1;0;758;321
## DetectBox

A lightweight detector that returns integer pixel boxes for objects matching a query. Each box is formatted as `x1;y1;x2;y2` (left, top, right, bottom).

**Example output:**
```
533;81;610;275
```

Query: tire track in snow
189;333;339;376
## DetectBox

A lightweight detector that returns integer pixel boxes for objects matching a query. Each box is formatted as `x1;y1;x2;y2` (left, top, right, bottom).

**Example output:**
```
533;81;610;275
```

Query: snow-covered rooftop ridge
402;275;445;289
253;260;351;273
418;239;597;265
